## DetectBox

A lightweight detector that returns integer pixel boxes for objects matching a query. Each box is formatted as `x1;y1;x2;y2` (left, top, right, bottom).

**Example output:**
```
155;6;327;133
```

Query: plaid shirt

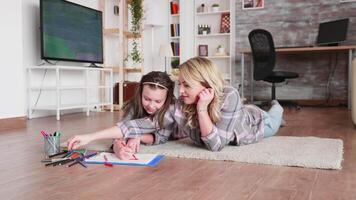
119;87;265;151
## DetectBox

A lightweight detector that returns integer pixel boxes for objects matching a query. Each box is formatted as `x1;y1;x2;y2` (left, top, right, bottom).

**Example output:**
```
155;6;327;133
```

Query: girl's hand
113;139;135;160
67;135;93;150
126;138;141;153
197;88;215;110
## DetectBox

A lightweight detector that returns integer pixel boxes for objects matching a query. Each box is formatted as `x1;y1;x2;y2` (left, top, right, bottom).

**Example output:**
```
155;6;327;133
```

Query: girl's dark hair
122;71;175;128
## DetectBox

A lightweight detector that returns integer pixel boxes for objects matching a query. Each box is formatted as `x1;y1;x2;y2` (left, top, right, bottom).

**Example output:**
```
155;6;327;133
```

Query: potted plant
217;45;225;54
211;3;219;12
171;58;180;69
127;0;143;65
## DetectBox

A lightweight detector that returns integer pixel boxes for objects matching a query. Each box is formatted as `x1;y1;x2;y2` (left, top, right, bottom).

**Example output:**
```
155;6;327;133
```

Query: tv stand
88;63;103;68
27;65;113;120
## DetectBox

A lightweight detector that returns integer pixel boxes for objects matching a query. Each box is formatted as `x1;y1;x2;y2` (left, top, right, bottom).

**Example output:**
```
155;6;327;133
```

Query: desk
238;45;356;109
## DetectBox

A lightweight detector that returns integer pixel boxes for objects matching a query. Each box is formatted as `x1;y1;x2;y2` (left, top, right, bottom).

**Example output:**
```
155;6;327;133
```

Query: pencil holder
44;135;60;156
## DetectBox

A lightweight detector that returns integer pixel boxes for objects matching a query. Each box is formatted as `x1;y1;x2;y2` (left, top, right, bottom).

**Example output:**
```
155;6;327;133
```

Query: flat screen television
317;18;349;46
40;0;103;64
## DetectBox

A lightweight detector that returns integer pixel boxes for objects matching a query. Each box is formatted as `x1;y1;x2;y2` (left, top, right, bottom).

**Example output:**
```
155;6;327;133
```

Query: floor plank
0;107;355;199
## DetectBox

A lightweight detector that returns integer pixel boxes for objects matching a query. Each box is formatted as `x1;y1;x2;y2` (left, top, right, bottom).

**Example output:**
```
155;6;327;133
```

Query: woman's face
141;85;167;114
178;74;206;105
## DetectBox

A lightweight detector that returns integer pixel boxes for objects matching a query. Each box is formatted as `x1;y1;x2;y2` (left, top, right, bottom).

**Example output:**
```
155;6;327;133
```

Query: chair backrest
248;29;276;81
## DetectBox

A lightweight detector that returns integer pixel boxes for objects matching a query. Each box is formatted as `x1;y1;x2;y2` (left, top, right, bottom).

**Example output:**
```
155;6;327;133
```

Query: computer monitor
316;18;349;46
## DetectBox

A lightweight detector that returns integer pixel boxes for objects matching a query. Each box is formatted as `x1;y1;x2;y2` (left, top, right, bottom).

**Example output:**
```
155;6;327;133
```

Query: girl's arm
140;133;155;145
119;105;176;144
67;126;124;150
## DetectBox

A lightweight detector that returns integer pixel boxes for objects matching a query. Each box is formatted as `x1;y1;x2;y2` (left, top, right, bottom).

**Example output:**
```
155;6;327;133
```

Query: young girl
66;71;176;158
117;57;283;152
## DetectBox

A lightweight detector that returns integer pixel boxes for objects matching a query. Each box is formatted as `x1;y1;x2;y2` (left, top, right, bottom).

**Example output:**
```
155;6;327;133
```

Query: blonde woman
117;57;284;152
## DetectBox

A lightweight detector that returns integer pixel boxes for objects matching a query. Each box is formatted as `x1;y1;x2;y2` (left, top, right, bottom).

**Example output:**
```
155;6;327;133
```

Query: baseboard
294;99;347;107
251;99;347;107
0;116;26;131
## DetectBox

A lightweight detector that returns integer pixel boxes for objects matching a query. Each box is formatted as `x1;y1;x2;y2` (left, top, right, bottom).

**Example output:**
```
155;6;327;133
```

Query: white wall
0;1;25;119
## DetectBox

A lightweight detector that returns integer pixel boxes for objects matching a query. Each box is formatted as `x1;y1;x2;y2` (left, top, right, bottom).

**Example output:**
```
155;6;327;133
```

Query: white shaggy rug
69;136;344;170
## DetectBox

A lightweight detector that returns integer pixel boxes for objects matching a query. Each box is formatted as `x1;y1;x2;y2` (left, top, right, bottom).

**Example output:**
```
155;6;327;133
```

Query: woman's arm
196;88;215;137
199;88;241;151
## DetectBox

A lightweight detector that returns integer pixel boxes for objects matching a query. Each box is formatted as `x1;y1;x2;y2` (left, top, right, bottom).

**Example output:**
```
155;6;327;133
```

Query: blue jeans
263;103;283;138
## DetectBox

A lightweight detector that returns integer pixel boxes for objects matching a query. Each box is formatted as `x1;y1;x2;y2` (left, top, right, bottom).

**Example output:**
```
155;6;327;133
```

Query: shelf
32;104;88;111
28;65;113;120
104;66;121;73
170;36;180;39
172;56;180;58
124;67;142;73
30;86;86;90
103;28;141;39
197;33;230;37
204;55;230;59
103;28;119;35
32;102;112;111
194;0;235;87
125;31;141;39
196;10;230;15
171;14;180;17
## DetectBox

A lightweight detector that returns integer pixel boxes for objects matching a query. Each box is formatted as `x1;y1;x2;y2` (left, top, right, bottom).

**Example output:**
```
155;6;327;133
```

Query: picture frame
198;45;208;57
242;0;264;10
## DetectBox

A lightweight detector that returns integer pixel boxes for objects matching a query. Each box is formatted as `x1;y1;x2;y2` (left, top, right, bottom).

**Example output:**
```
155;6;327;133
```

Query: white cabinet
27;66;113;120
193;0;235;83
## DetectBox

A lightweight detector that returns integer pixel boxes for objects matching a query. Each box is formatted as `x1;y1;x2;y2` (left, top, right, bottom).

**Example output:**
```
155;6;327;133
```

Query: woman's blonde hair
179;57;226;128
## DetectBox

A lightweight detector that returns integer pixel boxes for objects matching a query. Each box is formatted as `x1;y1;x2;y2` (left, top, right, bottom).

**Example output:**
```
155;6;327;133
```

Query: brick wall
235;0;356;101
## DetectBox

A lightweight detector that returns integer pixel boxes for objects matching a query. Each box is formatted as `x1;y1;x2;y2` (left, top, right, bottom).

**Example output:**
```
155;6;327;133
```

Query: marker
103;154;113;167
130;154;138;160
48;150;68;158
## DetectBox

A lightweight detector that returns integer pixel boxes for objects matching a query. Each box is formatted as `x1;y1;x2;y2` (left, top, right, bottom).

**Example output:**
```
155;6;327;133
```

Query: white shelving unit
193;0;235;83
27;66;113;120
168;0;181;74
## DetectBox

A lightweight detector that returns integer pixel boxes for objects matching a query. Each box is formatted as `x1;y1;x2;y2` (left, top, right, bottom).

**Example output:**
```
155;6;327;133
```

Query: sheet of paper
84;152;159;165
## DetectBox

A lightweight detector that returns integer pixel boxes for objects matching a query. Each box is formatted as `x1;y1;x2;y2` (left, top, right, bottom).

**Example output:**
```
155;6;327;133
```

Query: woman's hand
67;135;93;150
197;88;215;110
113;139;135;160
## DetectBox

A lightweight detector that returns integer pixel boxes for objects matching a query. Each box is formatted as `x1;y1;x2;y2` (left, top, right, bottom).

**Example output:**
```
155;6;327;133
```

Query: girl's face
141;85;167;114
178;74;206;105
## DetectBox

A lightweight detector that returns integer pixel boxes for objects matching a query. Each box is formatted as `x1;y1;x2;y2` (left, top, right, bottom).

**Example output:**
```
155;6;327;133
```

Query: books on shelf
170;23;180;37
170;42;180;56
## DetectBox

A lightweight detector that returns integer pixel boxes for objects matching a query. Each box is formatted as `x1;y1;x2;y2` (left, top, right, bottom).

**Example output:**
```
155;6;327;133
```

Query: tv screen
317;18;349;46
40;0;103;64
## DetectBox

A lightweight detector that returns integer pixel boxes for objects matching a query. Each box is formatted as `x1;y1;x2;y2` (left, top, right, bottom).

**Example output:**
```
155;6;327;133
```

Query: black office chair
248;29;299;106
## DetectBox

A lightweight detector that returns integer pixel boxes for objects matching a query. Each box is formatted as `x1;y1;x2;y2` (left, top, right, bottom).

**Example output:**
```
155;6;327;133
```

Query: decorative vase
218;47;225;54
212;6;219;12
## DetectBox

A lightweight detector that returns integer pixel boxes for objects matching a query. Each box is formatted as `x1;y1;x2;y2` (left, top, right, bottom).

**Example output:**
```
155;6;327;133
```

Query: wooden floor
1;107;356;200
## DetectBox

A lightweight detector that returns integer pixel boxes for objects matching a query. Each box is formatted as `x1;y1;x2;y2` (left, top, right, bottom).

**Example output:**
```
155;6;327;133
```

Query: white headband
142;82;168;91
